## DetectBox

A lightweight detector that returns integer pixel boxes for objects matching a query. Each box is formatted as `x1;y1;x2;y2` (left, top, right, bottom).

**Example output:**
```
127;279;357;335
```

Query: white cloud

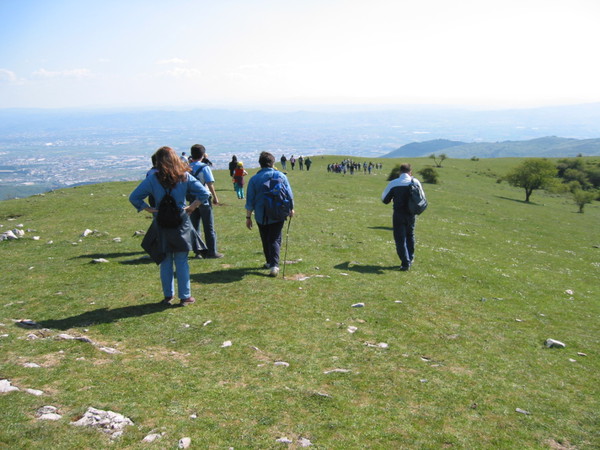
0;69;17;83
32;68;92;79
156;58;189;65
162;67;203;79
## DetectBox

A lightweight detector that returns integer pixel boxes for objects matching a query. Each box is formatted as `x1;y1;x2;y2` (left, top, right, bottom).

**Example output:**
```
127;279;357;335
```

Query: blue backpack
263;172;292;224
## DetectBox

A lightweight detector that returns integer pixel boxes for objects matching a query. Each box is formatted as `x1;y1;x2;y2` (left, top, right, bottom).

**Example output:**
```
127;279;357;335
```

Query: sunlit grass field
1;156;598;449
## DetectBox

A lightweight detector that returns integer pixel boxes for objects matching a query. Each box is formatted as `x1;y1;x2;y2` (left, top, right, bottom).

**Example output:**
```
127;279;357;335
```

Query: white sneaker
269;266;280;277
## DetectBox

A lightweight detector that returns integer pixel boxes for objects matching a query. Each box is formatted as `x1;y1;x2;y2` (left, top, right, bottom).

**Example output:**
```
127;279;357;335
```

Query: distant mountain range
383;137;600;158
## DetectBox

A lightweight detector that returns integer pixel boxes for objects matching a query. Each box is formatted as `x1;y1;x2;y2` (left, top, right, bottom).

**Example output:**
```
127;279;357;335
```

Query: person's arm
206;182;219;204
381;182;394;204
129;178;154;212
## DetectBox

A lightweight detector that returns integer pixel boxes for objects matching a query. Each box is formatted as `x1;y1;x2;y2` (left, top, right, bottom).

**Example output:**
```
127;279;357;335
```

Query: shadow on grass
75;251;147;259
495;196;542;205
334;261;399;274
73;251;155;265
368;226;393;231
36;302;172;330
191;266;266;284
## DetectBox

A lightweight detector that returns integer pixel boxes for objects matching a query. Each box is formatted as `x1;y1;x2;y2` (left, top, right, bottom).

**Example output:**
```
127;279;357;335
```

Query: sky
1;0;600;110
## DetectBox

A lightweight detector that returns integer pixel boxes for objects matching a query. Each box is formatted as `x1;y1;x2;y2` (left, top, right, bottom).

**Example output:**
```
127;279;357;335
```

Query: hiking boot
263;263;271;269
206;252;224;259
161;296;174;305
269;266;280;277
180;297;196;306
399;265;410;272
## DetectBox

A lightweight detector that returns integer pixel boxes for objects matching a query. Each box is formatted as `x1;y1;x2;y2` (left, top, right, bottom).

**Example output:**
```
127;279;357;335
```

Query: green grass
1;156;599;449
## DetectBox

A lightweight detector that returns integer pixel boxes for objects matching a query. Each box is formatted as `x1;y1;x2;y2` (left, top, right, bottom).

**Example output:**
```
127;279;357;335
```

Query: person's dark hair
400;163;412;173
231;155;237;162
155;146;189;188
190;144;206;160
259;151;275;168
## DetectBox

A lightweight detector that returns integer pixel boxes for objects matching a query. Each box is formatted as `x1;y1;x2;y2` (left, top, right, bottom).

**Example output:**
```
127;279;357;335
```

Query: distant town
2;104;600;199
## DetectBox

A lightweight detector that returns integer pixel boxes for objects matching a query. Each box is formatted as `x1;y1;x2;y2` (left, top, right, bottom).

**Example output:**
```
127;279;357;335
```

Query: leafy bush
418;167;439;184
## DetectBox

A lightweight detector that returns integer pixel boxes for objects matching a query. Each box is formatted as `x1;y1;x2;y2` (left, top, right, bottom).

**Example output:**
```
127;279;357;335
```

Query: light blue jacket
245;167;294;224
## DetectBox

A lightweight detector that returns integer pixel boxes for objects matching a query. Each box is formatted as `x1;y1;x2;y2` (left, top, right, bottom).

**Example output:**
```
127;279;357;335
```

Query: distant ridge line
382;136;600;158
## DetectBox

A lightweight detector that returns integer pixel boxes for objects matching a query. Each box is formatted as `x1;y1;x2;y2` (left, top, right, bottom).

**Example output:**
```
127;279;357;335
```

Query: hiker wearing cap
245;152;295;277
233;161;248;199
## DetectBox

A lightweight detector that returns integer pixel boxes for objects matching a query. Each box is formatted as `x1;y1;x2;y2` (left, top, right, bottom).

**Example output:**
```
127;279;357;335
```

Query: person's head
231;155;237;162
400;163;412;174
237;162;243;167
190;144;206;161
154;146;189;187
259;151;275;168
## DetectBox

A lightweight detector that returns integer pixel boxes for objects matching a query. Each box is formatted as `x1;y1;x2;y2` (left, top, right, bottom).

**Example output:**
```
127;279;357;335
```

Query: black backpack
156;187;183;228
263;172;292;224
407;178;427;215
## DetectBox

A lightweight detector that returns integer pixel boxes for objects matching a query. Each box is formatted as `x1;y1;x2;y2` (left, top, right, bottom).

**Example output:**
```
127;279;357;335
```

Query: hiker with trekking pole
245;152;295;277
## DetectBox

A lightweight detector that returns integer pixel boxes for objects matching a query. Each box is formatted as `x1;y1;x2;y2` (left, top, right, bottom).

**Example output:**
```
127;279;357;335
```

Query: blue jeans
257;221;285;268
393;212;416;267
190;204;217;256
160;251;191;299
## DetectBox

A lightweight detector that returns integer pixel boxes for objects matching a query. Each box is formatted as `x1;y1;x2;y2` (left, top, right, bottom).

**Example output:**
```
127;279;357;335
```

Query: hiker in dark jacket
129;146;210;306
381;163;425;271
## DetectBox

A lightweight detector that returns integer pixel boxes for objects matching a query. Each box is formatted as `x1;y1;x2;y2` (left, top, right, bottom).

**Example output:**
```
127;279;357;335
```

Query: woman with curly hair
130;146;211;306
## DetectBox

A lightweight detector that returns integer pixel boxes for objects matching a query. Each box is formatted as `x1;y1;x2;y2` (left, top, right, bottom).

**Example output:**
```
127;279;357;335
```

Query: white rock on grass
351;303;365;308
92;258;109;263
545;339;566;349
37;406;62;420
99;346;121;354
516;408;531;415
26;388;44;396
347;326;358;333
81;229;93;237
142;432;165;443
274;361;290;367
221;340;232;348
0;379;20;393
276;437;293;444
178;437;192;448
71;407;133;438
23;362;41;368
323;368;351;374
298;437;313;447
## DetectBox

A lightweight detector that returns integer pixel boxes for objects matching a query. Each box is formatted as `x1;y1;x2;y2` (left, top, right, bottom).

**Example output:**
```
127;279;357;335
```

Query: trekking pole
282;216;293;279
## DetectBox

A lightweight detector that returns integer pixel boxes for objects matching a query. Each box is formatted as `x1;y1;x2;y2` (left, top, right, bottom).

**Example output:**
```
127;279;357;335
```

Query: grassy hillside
1;156;598;449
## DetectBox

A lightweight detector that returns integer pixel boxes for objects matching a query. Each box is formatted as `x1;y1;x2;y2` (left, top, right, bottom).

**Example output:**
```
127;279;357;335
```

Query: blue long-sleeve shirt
245;167;294;224
129;172;211;213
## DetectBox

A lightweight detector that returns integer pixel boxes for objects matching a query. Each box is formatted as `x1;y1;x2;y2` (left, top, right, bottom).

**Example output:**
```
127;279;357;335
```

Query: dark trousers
393;212;416;267
190;204;215;255
257;221;285;268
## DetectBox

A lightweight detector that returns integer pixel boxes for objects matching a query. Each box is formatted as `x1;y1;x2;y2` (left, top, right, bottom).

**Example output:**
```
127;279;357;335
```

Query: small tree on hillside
387;165;402;181
429;153;447;168
573;189;596;213
504;158;557;202
418;167;439;184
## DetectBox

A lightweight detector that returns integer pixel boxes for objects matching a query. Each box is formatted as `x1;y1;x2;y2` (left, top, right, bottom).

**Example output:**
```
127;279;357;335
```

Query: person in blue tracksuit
245;152;295;277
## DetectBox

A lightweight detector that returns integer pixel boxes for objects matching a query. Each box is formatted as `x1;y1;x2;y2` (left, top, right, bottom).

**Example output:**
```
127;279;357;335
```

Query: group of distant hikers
327;159;383;175
129;146;424;305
